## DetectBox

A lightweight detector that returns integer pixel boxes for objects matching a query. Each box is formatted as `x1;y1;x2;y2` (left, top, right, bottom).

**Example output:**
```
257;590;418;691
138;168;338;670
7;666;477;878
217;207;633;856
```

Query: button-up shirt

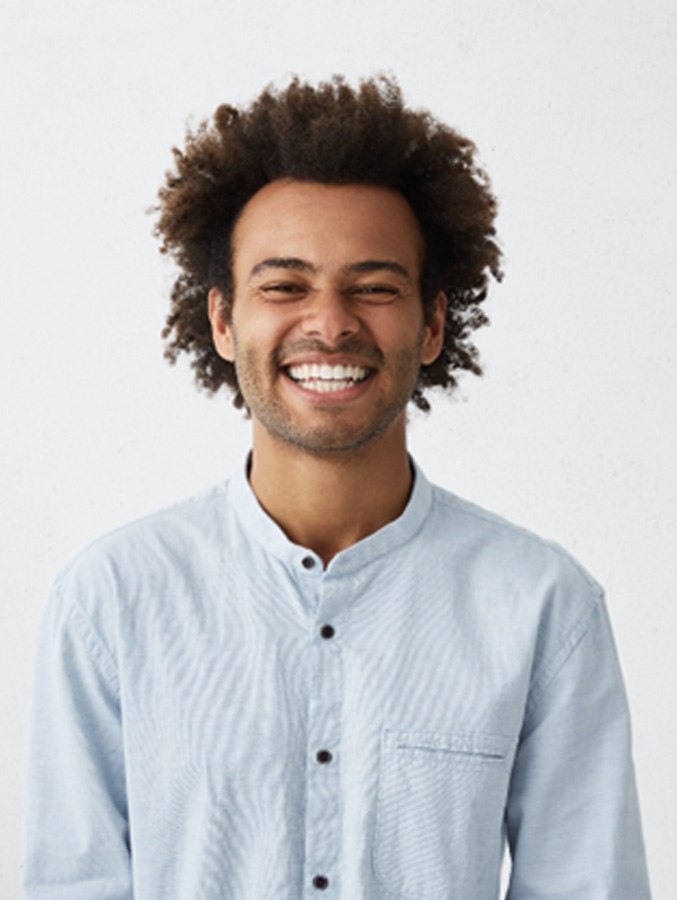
24;459;651;898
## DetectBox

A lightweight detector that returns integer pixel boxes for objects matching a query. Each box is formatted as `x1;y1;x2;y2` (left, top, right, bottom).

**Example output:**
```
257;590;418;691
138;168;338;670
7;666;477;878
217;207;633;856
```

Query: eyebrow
345;260;413;281
249;257;412;281
249;258;317;277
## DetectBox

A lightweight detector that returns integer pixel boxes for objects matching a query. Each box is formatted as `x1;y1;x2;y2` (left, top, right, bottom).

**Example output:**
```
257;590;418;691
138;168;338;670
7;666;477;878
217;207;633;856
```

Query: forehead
231;180;424;275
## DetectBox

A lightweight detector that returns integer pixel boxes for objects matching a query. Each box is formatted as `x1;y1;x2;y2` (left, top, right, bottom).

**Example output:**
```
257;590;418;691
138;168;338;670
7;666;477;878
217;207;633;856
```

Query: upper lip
280;354;378;369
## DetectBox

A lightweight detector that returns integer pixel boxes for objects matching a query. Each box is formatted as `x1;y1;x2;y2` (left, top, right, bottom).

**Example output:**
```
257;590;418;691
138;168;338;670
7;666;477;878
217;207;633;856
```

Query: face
209;180;445;457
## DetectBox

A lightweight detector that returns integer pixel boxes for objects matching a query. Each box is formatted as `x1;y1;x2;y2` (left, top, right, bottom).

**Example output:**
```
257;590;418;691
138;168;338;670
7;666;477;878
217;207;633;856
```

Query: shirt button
320;624;335;639
313;875;329;890
316;749;333;764
301;555;316;570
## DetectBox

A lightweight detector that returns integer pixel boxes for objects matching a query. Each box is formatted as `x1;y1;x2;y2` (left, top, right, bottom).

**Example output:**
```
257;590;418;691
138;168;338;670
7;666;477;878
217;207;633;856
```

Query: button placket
303;578;343;895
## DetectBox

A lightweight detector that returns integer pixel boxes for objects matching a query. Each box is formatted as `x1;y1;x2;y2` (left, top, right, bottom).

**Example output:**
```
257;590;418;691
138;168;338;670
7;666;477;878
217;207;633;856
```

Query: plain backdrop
2;0;675;896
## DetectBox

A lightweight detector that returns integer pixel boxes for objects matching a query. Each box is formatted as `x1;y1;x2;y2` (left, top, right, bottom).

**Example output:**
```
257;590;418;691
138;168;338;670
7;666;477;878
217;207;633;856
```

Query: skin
209;180;445;565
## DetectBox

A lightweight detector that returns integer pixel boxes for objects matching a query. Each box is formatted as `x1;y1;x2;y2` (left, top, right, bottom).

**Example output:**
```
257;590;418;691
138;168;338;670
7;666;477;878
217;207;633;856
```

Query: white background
2;0;675;895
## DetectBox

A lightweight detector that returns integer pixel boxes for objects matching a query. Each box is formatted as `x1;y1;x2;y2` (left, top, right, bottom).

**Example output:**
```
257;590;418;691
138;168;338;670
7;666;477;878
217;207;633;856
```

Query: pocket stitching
373;728;516;898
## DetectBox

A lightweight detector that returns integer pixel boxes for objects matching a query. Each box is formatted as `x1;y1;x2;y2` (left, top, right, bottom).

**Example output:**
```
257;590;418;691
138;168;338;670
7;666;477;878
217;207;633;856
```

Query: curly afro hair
153;74;502;411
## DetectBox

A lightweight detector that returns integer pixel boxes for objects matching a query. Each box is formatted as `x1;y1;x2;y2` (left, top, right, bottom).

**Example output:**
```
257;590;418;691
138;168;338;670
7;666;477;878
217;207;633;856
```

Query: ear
208;288;235;363
421;292;446;365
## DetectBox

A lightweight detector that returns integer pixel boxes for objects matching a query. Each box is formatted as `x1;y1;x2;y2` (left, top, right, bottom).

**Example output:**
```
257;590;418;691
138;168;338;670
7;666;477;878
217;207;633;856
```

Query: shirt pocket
373;728;517;899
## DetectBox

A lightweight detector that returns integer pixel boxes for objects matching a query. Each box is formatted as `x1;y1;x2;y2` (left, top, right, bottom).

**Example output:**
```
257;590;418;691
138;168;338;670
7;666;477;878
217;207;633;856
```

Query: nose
300;288;360;343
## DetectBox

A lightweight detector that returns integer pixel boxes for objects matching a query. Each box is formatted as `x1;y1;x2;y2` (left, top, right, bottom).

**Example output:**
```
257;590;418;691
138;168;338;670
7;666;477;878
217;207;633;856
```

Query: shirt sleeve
24;579;133;899
504;594;651;898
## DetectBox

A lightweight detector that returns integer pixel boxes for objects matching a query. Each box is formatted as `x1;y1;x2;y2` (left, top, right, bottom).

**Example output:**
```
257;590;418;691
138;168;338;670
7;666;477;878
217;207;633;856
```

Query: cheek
234;309;296;350
380;315;426;353
231;335;280;387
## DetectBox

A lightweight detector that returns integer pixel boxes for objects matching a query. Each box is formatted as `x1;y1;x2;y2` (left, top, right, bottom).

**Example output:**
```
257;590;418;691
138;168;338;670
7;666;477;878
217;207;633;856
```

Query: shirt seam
54;577;121;694
525;584;603;717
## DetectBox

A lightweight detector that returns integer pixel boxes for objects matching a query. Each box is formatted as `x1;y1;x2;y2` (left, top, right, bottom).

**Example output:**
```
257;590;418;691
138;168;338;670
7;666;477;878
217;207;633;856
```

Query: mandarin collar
227;453;432;577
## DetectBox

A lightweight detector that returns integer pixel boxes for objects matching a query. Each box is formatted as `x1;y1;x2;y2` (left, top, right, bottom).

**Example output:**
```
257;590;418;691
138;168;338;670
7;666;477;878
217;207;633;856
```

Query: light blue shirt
25;459;651;898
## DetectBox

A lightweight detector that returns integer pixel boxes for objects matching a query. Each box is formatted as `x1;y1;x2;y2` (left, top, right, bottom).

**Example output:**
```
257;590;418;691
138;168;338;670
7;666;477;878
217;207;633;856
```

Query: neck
248;420;413;566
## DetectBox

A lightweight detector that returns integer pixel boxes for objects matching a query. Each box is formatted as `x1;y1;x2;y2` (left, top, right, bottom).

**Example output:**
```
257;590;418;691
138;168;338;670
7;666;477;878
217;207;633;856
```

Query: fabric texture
24;459;651;899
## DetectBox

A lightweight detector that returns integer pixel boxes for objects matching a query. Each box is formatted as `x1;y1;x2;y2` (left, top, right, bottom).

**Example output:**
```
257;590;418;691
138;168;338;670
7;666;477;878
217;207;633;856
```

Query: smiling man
208;180;445;564
25;77;651;899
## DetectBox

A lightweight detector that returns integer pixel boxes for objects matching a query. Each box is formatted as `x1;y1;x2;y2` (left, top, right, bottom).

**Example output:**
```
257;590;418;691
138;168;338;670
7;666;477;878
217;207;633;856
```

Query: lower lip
282;371;374;404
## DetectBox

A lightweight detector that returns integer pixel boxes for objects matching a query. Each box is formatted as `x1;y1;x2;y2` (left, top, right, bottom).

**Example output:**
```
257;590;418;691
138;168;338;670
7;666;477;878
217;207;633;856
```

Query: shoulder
430;481;600;584
51;481;231;614
423;480;604;635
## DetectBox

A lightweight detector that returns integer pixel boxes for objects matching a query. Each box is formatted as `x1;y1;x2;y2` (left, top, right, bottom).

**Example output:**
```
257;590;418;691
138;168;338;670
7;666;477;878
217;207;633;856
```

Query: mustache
274;338;385;368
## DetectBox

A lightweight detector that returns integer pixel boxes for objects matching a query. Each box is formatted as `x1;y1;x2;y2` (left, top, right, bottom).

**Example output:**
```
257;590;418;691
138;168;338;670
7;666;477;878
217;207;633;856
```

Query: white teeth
306;379;354;393
287;363;370;385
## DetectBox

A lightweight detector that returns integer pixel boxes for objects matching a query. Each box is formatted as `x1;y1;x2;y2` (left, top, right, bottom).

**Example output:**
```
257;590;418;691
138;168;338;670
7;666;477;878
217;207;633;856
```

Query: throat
248;436;413;565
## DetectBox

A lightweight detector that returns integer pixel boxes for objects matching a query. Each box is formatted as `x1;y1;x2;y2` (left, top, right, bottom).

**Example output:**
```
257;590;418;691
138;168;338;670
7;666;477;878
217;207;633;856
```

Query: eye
259;282;307;301
351;284;399;304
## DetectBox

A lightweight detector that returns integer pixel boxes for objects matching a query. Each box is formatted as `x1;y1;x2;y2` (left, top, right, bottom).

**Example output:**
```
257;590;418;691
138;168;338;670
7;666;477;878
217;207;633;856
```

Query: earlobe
208;288;235;363
421;292;447;365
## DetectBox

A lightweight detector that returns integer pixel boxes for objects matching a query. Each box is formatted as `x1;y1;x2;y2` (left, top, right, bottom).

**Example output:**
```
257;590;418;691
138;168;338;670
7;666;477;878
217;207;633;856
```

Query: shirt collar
227;453;433;577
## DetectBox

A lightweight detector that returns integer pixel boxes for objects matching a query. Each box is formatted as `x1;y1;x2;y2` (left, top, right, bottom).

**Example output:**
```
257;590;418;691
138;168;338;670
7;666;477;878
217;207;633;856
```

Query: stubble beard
233;334;425;458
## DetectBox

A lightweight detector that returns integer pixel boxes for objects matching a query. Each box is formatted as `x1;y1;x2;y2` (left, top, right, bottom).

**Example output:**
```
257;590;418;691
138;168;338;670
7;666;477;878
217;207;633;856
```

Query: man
25;76;651;898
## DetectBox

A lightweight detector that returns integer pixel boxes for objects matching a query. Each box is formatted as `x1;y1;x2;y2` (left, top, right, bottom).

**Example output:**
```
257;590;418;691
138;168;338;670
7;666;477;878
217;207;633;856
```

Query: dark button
313;875;329;890
316;749;333;764
320;624;335;639
301;556;316;570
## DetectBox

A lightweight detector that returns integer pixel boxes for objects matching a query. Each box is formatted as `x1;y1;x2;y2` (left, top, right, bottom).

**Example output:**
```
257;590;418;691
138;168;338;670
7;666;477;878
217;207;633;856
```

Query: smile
285;363;372;393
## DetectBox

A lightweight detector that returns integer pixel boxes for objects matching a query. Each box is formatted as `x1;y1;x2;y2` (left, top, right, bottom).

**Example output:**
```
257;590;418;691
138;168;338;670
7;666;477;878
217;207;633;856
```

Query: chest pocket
373;728;517;899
